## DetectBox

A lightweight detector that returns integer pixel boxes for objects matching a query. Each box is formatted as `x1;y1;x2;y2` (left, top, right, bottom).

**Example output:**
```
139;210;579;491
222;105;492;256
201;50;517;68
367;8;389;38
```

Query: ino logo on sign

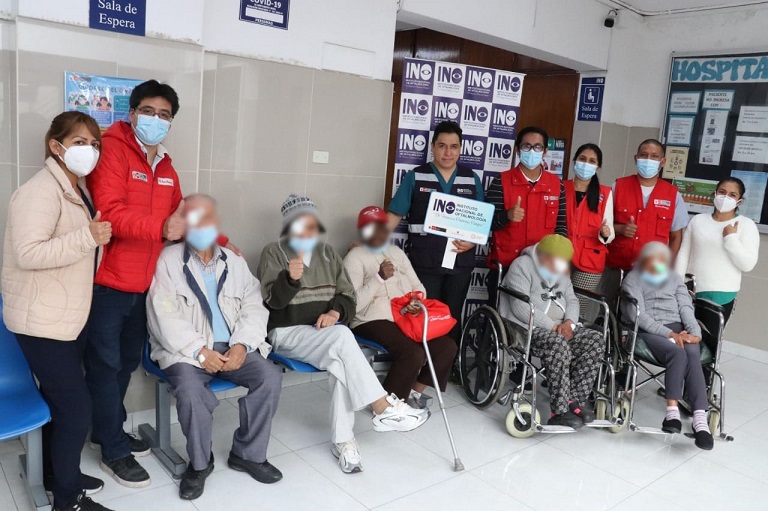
403;98;430;116
462;139;485;157
498;75;521;92
489;142;513;159
494;107;517;127
406;61;433;81
467;70;493;89
438;66;463;84
400;133;427;151
464;105;489;122
433;199;456;214
434;99;460;120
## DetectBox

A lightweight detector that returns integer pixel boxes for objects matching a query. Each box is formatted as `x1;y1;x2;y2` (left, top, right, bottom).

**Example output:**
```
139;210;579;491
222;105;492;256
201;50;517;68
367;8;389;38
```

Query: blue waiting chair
139;339;320;478
355;336;392;377
0;298;52;511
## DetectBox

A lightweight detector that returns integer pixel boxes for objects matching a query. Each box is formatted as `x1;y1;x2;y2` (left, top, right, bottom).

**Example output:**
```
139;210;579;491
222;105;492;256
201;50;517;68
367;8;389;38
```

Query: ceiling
607;0;768;14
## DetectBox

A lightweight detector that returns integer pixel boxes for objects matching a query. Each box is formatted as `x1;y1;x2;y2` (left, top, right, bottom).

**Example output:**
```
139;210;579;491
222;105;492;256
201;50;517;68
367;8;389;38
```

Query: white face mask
713;194;739;213
57;142;99;177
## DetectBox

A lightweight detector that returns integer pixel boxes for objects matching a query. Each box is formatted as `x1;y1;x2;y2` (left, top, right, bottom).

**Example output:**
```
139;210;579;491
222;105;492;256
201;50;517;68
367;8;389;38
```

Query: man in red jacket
84;80;236;488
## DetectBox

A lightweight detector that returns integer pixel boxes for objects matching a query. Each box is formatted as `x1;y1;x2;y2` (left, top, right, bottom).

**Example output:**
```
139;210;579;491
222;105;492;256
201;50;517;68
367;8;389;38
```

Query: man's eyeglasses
519;143;545;153
135;106;173;122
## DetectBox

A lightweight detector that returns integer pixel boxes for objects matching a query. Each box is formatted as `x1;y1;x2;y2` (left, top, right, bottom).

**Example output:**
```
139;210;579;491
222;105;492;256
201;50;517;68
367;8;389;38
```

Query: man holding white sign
388;121;485;342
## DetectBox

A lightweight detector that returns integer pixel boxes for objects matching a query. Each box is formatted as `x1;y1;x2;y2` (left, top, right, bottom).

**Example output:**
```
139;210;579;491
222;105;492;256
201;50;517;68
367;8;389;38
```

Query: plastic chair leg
137;380;186;478
19;428;51;511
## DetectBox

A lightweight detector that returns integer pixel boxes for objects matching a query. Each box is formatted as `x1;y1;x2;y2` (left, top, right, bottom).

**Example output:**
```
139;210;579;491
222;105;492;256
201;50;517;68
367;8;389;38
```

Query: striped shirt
486;174;567;235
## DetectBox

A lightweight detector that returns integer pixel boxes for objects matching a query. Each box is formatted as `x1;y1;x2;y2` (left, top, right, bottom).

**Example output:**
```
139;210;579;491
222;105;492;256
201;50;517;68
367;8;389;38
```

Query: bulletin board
661;50;768;231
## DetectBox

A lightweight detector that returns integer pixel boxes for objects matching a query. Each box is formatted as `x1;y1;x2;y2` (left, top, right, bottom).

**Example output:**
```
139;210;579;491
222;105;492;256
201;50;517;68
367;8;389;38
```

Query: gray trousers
164;343;282;471
639;322;708;411
268;325;387;444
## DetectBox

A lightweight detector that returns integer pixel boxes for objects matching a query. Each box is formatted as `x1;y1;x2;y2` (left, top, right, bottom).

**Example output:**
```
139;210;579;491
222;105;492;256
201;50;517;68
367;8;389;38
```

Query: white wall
398;0;614;71
601;7;768;128
16;0;398;79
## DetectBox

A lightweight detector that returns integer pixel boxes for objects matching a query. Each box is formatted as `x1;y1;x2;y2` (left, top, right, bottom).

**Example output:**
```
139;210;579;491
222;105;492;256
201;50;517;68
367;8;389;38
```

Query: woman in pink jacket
1;112;113;511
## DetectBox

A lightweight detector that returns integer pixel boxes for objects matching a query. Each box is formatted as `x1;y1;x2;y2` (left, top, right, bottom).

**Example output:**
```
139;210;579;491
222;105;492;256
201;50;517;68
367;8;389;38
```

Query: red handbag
390;291;457;342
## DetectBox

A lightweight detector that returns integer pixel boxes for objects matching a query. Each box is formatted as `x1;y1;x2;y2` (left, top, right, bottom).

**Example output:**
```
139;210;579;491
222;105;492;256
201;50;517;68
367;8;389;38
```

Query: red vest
488;165;562;267
606;175;678;270
564;180;611;274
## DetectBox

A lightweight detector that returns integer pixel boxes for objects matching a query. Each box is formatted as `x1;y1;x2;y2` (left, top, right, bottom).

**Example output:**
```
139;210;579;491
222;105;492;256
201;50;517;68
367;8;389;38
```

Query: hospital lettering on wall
672;56;768;83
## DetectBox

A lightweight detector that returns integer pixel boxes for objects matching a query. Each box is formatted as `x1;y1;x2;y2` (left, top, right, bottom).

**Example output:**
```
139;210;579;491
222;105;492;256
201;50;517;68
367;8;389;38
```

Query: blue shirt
199;267;231;343
389;164;485;216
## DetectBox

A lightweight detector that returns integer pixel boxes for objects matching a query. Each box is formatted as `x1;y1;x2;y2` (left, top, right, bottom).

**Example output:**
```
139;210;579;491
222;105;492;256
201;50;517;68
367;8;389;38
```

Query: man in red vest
486;126;567;306
608;139;689;272
84;80;239;488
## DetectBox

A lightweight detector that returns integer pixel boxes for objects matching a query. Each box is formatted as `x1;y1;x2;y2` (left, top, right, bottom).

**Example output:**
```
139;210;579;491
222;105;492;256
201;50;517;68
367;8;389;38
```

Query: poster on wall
663;50;768;229
664;146;689;178
239;0;290;30
672;177;717;214
393;57;525;320
543;138;566;177
64;72;143;130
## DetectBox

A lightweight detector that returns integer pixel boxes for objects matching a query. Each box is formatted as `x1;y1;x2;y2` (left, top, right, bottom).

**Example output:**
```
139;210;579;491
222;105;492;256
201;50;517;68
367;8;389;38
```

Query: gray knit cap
280;193;325;235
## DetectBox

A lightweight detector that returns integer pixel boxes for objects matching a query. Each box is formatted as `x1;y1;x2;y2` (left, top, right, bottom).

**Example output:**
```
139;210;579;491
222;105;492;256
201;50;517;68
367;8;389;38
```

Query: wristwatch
197;352;206;364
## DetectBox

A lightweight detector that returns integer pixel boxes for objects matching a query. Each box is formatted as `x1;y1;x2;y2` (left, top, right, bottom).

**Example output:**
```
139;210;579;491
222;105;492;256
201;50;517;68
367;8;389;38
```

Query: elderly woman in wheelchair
498;235;605;430
620;241;714;450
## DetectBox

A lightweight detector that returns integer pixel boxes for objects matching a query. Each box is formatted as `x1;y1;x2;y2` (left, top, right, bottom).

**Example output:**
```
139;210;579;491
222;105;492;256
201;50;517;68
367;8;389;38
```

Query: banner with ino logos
392;58;526;312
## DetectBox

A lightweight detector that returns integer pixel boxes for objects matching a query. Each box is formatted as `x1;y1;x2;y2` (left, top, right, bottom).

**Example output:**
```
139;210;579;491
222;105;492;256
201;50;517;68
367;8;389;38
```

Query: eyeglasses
519;143;545;153
135;106;173;122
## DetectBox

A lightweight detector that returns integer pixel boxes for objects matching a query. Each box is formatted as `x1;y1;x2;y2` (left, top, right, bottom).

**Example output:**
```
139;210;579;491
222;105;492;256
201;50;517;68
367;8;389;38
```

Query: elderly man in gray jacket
499;234;604;430
147;194;283;500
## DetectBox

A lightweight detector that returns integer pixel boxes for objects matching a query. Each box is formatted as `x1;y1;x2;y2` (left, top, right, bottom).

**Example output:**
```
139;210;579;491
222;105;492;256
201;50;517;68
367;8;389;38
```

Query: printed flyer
65;72;142;129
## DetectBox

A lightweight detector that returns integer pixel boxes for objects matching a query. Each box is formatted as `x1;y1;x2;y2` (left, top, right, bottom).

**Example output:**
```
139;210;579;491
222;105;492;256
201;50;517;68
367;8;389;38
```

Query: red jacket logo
653;199;671;209
131;171;148;182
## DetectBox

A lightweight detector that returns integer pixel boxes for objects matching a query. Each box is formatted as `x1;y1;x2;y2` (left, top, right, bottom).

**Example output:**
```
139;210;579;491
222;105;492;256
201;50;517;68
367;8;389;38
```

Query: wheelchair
458;265;618;438
611;275;734;441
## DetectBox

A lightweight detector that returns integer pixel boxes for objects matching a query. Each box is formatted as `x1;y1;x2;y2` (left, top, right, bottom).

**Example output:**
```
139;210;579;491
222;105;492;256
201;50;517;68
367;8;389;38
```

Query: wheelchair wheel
608;398;630;434
459;305;509;409
708;410;721;436
506;403;539;438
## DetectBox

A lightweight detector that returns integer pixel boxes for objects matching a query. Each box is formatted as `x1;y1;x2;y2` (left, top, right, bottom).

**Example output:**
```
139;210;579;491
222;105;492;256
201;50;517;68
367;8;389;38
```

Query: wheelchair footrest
535;424;577;434
585;420;615;428
630;425;668;435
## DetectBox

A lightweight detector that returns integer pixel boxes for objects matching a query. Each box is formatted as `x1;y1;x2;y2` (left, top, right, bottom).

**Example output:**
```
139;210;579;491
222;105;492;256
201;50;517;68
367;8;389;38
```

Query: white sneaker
407;390;433;410
331;439;363;474
372;394;430;432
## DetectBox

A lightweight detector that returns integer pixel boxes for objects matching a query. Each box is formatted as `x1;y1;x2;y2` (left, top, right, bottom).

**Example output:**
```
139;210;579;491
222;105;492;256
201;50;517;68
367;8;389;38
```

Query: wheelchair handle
618;288;639;305
498;285;530;303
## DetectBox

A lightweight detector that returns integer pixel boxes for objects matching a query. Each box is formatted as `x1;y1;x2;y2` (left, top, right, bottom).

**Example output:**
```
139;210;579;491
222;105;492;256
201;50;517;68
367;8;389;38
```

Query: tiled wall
571;120;768;352
1;19;394;413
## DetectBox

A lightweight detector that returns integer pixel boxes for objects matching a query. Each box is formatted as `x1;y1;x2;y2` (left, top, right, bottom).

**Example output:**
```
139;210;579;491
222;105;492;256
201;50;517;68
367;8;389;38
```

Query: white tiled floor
3;354;768;511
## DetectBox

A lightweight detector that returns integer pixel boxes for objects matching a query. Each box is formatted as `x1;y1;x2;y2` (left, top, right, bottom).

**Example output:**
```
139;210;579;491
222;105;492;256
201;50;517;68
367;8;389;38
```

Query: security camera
604;9;618;28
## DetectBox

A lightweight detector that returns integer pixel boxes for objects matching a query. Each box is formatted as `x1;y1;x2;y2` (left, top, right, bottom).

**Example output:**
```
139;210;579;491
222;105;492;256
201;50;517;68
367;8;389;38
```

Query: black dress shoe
569;401;595;424
227;452;282;484
179;454;214;500
662;418;682;434
548;411;584;430
45;473;104;496
693;429;714;450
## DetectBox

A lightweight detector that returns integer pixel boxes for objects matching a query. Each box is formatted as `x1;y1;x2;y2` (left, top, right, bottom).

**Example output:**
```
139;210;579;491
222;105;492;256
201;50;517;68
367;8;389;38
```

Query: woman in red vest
564;143;614;293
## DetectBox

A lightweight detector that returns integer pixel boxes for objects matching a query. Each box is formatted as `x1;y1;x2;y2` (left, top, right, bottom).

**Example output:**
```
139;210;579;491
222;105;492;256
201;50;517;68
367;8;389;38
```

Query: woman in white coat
1;111;113;511
675;177;760;323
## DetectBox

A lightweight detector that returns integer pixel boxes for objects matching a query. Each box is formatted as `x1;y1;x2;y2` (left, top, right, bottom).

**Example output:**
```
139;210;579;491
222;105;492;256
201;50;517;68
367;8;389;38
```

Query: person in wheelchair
344;206;458;410
499;234;604;430
620;241;714;450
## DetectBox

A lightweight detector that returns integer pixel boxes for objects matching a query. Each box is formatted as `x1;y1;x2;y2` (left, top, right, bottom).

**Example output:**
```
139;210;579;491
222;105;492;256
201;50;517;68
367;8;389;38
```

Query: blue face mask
520;149;544;170
636;158;661;178
537;265;558;283
640;268;669;286
134;114;171;146
366;244;388;255
573;161;598;180
289;236;319;255
186;225;219;252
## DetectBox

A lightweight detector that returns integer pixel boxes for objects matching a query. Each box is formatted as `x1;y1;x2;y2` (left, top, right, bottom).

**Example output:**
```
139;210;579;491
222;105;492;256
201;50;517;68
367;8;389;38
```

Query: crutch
417;301;465;472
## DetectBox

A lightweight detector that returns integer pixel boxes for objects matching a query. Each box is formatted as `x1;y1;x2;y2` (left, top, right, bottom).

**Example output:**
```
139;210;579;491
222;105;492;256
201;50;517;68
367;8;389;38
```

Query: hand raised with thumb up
600;218;612;239
623;215;638;238
89;211;112;246
288;252;304;281
507;196;525;223
163;199;186;241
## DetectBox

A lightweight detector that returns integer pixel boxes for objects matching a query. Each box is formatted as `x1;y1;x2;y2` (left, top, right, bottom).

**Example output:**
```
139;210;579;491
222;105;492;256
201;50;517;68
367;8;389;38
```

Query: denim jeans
84;285;147;462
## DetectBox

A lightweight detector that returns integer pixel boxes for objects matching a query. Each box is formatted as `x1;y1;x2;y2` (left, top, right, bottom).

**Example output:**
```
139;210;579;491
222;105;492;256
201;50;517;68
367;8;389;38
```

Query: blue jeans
84;285;147;462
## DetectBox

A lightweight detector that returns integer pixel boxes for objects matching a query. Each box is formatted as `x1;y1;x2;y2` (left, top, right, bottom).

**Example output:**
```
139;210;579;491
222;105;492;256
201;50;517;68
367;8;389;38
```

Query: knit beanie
280;193;325;235
537;234;574;262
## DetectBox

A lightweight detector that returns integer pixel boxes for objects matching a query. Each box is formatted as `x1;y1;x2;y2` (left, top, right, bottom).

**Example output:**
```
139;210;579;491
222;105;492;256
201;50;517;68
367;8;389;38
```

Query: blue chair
355;336;392;377
139;339;321;478
0;298;52;511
